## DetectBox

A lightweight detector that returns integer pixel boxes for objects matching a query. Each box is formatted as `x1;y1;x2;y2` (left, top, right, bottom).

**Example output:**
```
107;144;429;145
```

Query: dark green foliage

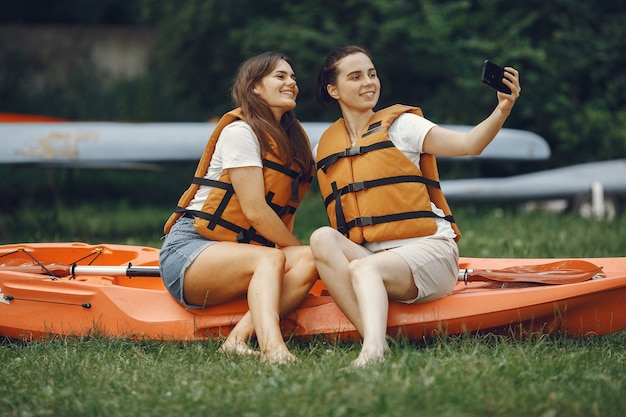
0;0;142;25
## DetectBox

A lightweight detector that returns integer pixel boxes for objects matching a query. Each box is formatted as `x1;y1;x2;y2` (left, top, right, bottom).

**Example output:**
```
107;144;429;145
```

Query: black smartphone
481;60;511;94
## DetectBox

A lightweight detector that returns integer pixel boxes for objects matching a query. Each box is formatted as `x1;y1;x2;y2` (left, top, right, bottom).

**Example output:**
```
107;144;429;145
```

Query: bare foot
218;341;260;357
351;346;389;368
261;349;297;365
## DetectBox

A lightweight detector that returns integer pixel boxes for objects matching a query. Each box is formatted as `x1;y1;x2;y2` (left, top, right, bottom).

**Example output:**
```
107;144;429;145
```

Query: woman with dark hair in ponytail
160;52;318;364
311;46;520;367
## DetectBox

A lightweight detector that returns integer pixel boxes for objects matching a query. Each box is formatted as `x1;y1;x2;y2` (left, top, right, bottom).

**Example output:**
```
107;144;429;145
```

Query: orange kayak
1;242;625;341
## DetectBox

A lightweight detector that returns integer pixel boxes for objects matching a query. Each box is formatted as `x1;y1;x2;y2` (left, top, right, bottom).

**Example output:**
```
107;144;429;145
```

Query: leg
184;242;294;363
349;238;458;366
280;245;319;313
221;245;318;353
348;251;416;367
310;227;417;367
310;227;371;335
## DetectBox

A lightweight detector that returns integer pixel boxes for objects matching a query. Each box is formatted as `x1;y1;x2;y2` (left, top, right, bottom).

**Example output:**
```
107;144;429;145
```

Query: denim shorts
159;216;216;308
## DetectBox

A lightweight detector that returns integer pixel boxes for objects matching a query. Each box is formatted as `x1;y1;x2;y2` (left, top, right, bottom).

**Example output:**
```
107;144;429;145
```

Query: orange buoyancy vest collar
316;104;461;244
164;108;314;246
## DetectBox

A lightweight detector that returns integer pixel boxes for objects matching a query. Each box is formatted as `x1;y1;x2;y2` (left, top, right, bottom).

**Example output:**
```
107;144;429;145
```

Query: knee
310;226;340;257
291;246;318;284
347;257;376;286
347;258;363;281
260;247;287;272
302;247;317;278
309;226;333;249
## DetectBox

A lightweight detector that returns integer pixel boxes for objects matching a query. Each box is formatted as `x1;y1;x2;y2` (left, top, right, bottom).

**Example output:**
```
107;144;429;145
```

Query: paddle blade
463;260;604;285
0;260;70;277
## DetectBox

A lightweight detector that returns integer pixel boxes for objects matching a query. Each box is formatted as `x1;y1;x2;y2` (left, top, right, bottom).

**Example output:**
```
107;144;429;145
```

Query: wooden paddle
1;259;604;285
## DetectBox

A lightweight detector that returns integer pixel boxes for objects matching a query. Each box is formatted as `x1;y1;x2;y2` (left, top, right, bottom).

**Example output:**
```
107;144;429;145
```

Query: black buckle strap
180;208;274;246
348;182;365;192
290;171;305;203
262;159;312;203
343;210;451;235
192;177;234;230
354;217;373;227
323;175;440;207
177;189;289;247
192;177;230;188
317;141;395;173
236;229;274;247
265;191;297;217
332;182;348;236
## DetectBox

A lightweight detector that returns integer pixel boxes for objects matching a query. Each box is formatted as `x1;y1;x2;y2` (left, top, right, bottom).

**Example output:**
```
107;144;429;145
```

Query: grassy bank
2;188;625;258
1;191;625;417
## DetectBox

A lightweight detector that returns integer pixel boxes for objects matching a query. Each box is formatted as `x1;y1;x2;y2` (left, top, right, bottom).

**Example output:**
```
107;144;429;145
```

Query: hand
497;67;521;114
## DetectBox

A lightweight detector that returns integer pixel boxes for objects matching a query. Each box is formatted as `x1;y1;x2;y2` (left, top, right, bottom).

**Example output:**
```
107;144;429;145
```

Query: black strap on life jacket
178;161;309;246
343;211;456;237
316;119;392;173
262;159;312;203
191;177;235;231
317;141;395;173
328;174;456;239
362;120;384;137
323;175;441;208
179;178;283;247
177;206;275;247
331;196;456;240
265;191;297;217
331;182;349;237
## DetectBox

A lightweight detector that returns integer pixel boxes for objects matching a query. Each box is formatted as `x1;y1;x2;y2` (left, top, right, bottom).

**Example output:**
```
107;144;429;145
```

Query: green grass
454;206;626;258
2;188;625;258
1;190;626;417
1;334;624;417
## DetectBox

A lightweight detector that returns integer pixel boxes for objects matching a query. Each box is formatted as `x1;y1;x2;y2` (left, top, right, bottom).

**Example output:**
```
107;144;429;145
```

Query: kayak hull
1;242;625;341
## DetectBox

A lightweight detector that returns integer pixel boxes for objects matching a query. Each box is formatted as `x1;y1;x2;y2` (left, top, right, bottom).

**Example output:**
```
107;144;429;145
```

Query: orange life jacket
164;108;313;246
316;104;461;244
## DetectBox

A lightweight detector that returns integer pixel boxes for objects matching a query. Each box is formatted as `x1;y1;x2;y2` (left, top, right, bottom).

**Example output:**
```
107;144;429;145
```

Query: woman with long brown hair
160;52;317;364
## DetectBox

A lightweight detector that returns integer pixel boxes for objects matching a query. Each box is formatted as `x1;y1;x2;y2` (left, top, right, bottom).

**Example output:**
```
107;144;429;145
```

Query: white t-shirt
316;112;457;251
187;120;262;211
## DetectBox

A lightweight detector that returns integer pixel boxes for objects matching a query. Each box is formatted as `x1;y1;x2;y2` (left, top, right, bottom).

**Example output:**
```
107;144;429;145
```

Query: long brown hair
232;52;313;172
315;45;372;109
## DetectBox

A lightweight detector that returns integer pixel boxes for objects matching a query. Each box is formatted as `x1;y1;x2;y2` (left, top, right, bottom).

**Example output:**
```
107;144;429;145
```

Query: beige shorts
362;237;459;304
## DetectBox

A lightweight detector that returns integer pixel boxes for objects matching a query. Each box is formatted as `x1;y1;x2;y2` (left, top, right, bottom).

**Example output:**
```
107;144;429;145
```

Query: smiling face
327;52;380;113
253;59;298;121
